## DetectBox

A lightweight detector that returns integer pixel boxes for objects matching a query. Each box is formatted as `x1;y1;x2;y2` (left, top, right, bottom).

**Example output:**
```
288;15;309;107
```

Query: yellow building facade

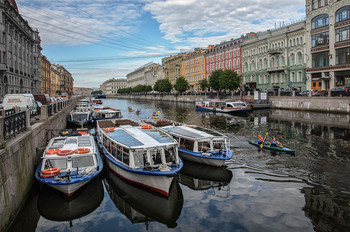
162;53;186;85
182;48;207;91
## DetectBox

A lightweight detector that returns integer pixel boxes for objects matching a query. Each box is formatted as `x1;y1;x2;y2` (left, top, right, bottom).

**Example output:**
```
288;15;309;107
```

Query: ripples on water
9;98;350;232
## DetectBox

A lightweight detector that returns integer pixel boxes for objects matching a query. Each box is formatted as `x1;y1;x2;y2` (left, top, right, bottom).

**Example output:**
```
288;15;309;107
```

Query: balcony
0;63;7;71
268;48;283;55
267;65;286;72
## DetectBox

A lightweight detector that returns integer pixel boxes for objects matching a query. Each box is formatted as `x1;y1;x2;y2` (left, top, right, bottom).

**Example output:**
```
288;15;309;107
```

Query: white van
3;94;38;115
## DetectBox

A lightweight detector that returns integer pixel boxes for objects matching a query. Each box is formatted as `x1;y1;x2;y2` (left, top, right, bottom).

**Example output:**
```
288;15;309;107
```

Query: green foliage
117;87;132;94
174;76;189;92
219;69;241;91
91;90;102;94
209;69;241;91
154;79;173;92
209;70;223;91
145;85;153;92
199;78;209;91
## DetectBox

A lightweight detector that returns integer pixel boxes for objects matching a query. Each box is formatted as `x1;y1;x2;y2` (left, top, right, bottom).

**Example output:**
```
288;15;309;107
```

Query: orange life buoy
57;150;74;156
141;124;152;129
104;127;115;133
74;148;90;154
78;132;88;135
45;149;61;155
111;108;117;111
40;168;60;178
95;109;100;111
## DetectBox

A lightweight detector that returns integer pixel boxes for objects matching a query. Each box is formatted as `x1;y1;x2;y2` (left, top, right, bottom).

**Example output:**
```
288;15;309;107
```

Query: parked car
299;89;320;96
3;94;37;115
34;94;50;105
280;89;293;96
330;86;349;96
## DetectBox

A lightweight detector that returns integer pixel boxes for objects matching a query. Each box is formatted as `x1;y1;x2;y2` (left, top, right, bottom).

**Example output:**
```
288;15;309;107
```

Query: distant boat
91;98;103;105
146;119;233;167
68;110;93;126
128;107;134;112
35;133;103;196
92;106;122;121
136;110;140;115
95;119;183;196
195;100;251;113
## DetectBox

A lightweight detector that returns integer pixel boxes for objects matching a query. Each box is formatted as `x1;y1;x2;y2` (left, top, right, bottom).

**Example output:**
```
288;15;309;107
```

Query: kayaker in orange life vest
257;135;264;144
271;137;278;146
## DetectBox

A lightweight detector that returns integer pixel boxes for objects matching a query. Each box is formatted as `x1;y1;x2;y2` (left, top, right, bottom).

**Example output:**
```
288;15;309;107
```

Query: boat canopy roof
106;126;175;149
162;125;225;141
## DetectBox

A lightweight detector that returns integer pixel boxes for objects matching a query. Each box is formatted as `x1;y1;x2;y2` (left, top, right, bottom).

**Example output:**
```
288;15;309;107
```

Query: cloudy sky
16;0;306;88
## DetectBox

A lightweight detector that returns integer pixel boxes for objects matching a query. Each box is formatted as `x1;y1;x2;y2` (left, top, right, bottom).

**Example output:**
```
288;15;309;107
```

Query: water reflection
103;169;184;229
302;186;350;231
37;177;104;226
178;160;232;198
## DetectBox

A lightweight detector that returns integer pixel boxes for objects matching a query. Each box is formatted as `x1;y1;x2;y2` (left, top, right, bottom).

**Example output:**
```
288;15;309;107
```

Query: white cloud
144;0;306;47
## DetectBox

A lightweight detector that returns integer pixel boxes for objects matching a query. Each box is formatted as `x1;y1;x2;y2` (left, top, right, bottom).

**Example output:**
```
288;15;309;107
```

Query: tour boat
35;133;103;196
37;177;104;223
136;109;140;115
92;106;122;121
103;168;183;229
68;110;93;126
75;99;93;112
128;107;134;112
95;119;183;196
195;100;251;113
146;119;233;167
91;98;103;105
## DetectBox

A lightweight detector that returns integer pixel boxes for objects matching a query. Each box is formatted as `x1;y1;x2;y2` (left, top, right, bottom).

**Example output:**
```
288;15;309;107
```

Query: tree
209;70;223;91
174;76;189;92
154;79;173;92
91;90;102;94
219;69;241;91
199;79;209;91
145;85;153;92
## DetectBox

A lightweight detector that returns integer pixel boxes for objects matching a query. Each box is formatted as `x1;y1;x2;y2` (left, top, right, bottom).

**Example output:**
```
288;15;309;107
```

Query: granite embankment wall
0;98;79;231
110;94;350;113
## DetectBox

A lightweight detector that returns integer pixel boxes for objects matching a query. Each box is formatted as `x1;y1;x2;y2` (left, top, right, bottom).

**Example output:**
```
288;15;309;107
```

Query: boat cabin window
72;113;89;120
150;148;162;165
44;159;67;170
133;150;147;167
213;140;225;150
72;156;94;168
180;138;194;150
165;147;177;163
198;141;211;152
115;144;129;165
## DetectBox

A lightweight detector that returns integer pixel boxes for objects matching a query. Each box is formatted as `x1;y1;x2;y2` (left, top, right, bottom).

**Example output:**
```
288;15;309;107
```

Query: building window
318;0;322;8
312;31;329;47
311;14;329;29
312;51;329;67
336;6;350;23
290;53;295;65
325;0;328;6
312;0;316;10
297;52;303;65
335;25;350;42
336;47;350;65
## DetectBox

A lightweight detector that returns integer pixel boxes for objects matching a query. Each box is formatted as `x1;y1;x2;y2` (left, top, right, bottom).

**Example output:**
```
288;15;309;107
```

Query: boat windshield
198;141;211;152
165;146;177;163
72;113;89;120
213;140;226;150
44;159;67;170
72;156;94;168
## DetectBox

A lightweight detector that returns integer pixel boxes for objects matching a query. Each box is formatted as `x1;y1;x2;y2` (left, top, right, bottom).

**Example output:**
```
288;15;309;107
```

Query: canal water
8;99;350;232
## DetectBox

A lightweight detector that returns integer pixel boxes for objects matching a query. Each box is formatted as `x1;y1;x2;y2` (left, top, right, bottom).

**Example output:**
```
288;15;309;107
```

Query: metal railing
3;111;26;139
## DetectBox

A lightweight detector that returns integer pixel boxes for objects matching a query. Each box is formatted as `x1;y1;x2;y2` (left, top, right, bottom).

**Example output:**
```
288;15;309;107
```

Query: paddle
260;132;268;149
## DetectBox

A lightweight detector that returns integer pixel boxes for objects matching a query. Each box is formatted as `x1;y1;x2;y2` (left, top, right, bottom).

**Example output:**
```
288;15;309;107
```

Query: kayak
249;141;295;154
